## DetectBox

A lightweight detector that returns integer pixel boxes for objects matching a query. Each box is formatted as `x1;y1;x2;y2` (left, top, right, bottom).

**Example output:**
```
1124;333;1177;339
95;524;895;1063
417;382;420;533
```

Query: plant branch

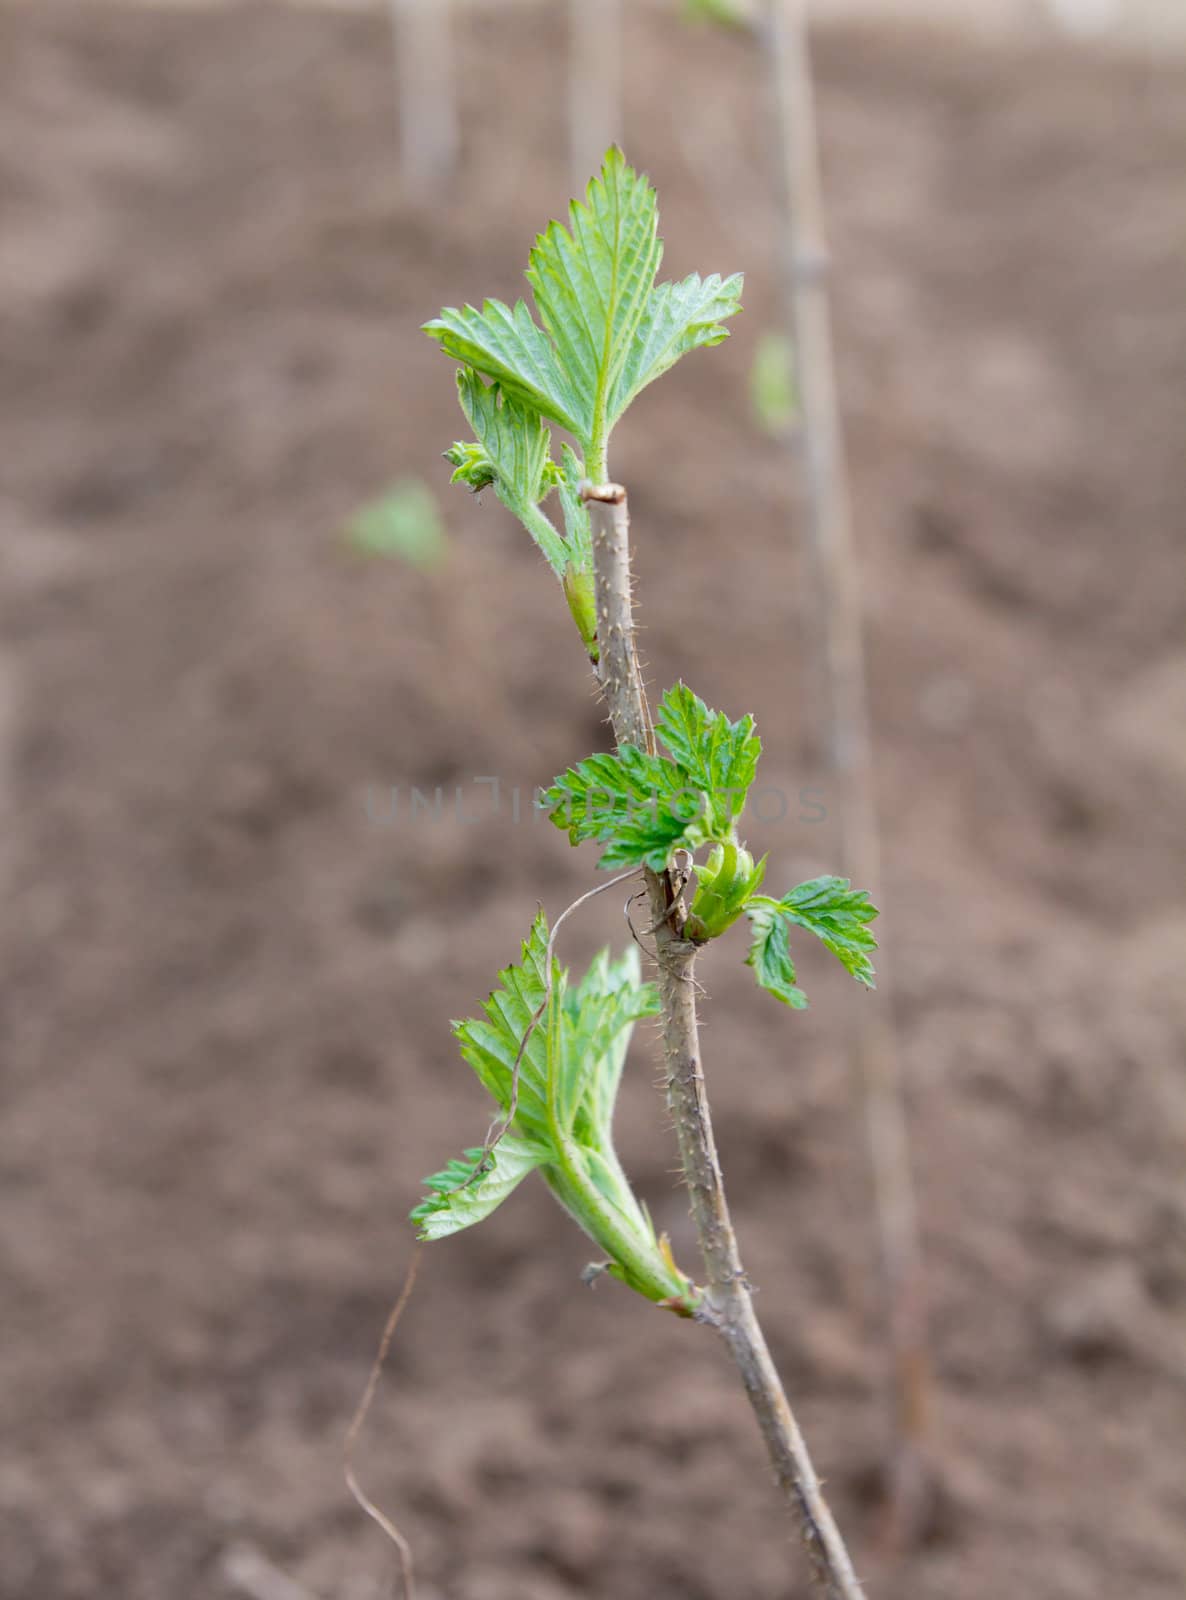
585;482;653;755
583;481;864;1600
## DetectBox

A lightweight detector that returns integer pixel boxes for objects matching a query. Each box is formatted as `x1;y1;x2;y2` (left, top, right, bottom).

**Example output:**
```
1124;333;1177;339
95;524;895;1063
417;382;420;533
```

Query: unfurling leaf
544;683;761;871
555;443;592;575
450;367;568;576
744;877;879;1007
686;842;767;941
443;438;496;494
424;297;581;437
410;1137;546;1241
426;150;741;661
555;443;597;658
654;683;760;828
744;898;808;1009
426;149;742;472
544;743;706;871
779;876;879;988
412;914;695;1312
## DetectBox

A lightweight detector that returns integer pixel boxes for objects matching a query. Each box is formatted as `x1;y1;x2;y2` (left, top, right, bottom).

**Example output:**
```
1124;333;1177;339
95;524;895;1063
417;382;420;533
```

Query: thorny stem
583;482;864;1600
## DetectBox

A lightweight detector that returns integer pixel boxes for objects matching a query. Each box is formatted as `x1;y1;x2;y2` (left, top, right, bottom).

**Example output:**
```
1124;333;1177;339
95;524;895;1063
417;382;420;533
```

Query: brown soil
2;4;1184;1598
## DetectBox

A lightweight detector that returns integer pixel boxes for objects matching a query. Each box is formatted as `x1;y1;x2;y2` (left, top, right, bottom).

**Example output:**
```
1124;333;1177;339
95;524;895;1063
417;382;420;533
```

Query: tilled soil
1;5;1184;1598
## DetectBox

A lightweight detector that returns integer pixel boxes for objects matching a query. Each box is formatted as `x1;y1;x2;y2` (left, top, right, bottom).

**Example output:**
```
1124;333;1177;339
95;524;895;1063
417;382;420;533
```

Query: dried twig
584;481;864;1600
345;1248;423;1600
761;0;933;1540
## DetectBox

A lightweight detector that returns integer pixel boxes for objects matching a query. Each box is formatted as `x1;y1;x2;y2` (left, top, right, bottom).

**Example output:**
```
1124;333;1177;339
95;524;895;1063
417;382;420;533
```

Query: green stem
586;416;608;486
543;992;693;1309
519;501;570;578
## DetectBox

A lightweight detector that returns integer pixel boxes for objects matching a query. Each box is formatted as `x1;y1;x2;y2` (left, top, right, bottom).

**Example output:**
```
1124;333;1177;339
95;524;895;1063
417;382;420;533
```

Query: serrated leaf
654;682;760;829
609;271;743;423
445;912;660;1154
452;368;569;576
526;146;662;451
411;1136;547;1241
414;914;692;1307
455;368;555;506
555;443;592;575
545;684;763;870
744;898;809;1009
779;876;879;988
426;150;742;471
424;297;583;437
427;913;661;1194
452;910;557;1143
543;744;709;870
562;945;660;1141
744;879;878;1007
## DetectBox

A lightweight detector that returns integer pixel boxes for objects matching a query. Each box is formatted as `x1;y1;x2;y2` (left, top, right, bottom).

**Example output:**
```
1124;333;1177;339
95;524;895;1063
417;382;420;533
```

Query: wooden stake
568;0;624;197
392;0;459;201
762;0;935;1545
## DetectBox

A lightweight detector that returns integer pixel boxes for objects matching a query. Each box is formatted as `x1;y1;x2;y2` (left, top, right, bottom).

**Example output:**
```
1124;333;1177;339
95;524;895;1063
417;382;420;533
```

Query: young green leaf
442;438;496;495
560;945;660;1140
454;367;558;503
779;875;879;988
526;146;662;456
555;442;592;575
543;744;709;870
423;296;583;437
654;682;760;829
744;877;878;1007
410;1136;547;1242
412;915;695;1311
554;442;599;657
744;898;809;1009
686;842;768;941
449;367;568;576
451;911;556;1144
426;149;742;475
609;272;744;423
545;683;762;870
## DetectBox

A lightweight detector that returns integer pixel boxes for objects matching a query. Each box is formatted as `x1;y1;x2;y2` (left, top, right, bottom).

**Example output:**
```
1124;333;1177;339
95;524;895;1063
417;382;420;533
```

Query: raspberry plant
416;150;875;1598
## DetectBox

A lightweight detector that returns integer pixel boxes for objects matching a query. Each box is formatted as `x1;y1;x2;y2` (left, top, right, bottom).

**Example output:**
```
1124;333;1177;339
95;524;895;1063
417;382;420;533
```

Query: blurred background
1;1;1184;1598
